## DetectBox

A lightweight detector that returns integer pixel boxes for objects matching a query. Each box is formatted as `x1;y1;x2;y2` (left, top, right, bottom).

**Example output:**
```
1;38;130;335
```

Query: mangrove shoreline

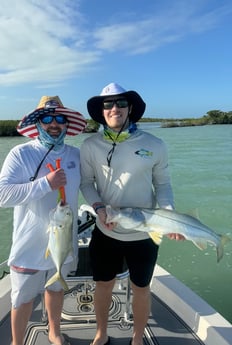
0;110;231;136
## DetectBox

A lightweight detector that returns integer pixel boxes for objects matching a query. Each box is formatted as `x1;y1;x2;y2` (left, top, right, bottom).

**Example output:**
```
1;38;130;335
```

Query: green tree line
142;110;232;127
0;110;231;136
0;119;101;136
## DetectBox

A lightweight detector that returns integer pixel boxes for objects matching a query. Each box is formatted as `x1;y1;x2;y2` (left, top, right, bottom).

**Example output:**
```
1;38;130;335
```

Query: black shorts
89;226;159;287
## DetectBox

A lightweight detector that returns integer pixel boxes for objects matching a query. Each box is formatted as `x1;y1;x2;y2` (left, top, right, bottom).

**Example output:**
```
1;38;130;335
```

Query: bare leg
45;289;64;345
131;283;151;345
92;279;115;345
11;300;34;345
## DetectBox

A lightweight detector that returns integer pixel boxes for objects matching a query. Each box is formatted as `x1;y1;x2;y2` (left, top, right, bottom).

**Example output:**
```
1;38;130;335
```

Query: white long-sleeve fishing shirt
80;129;174;241
0;139;80;270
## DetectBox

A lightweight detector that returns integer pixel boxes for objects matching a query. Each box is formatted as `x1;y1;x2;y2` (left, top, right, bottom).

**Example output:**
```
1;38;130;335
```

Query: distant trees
204;110;232;124
0;111;231;136
0;120;19;136
84;119;100;132
149;110;232;127
0;119;100;136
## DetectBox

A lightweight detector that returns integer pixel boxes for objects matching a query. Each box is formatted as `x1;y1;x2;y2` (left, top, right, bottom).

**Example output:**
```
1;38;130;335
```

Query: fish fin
190;208;200;220
44;272;69;291
45;248;50;258
192;241;208;251
216;235;231;263
148;232;163;245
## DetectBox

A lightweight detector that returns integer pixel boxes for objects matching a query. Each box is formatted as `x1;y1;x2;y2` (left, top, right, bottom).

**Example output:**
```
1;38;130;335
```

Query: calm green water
0;125;232;323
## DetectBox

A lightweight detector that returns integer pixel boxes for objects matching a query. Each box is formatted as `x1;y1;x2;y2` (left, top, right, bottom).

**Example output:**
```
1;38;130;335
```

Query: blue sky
0;0;231;120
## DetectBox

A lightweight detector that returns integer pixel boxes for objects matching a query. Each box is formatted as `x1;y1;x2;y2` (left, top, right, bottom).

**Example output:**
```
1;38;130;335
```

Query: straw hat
17;96;87;138
87;83;146;125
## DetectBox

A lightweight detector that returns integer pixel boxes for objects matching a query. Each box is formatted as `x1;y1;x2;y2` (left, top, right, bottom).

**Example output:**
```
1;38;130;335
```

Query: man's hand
96;207;116;230
46;168;67;190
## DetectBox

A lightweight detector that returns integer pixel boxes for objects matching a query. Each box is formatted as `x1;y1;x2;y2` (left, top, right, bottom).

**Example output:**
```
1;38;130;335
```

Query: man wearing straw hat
80;83;184;345
0;96;86;345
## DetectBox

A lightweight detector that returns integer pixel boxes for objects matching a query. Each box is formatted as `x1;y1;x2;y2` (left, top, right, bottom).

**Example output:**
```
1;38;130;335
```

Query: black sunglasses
39;114;67;124
103;99;129;110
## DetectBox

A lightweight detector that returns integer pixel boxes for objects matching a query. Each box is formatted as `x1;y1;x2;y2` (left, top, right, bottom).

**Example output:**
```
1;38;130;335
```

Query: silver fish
106;206;231;262
45;201;73;290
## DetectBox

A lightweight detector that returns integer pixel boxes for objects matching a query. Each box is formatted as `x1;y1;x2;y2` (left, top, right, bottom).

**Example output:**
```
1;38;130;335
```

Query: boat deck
0;273;204;345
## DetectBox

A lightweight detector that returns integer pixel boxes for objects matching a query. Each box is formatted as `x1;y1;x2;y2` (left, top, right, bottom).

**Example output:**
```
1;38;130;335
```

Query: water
0;125;232;323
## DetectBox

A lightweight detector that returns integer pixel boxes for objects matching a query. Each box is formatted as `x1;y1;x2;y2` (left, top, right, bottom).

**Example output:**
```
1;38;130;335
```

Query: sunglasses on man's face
39;114;67;124
103;99;129;110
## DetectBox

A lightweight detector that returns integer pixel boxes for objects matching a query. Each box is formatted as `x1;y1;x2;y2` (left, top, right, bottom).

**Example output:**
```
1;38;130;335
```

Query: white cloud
0;0;99;86
0;0;231;86
92;1;232;54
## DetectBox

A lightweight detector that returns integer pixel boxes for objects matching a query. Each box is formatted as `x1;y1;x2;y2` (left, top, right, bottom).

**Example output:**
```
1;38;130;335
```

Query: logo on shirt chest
135;149;153;158
67;161;76;169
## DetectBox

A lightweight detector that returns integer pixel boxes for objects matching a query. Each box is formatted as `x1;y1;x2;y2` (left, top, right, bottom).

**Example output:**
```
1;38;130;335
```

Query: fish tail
217;235;231;263
44;272;69;291
148;232;163;245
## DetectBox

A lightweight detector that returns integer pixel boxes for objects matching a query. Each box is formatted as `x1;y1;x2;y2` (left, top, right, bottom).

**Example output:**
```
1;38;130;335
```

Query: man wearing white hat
0;96;86;345
80;83;183;345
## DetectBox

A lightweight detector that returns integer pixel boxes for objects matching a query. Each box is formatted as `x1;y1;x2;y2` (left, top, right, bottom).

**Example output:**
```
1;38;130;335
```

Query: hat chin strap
118;113;130;133
104;114;129;141
104;115;137;167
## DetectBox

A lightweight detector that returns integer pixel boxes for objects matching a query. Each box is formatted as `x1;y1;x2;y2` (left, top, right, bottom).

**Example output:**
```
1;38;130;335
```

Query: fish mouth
57;199;67;207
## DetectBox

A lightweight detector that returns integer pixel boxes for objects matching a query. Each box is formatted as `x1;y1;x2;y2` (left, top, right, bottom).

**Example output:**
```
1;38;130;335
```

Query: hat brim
17;107;87;138
87;90;146;125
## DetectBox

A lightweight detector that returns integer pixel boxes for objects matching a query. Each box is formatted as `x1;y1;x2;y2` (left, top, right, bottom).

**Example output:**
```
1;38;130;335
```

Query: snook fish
45;201;73;290
106;206;231;262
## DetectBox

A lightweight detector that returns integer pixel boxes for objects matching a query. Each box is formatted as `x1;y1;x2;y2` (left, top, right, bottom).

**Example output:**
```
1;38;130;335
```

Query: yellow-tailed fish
106;206;231;262
45;201;73;290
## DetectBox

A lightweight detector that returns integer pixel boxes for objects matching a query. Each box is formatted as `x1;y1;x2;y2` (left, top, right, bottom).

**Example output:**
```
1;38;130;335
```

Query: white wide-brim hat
87;83;146;125
17;95;87;138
